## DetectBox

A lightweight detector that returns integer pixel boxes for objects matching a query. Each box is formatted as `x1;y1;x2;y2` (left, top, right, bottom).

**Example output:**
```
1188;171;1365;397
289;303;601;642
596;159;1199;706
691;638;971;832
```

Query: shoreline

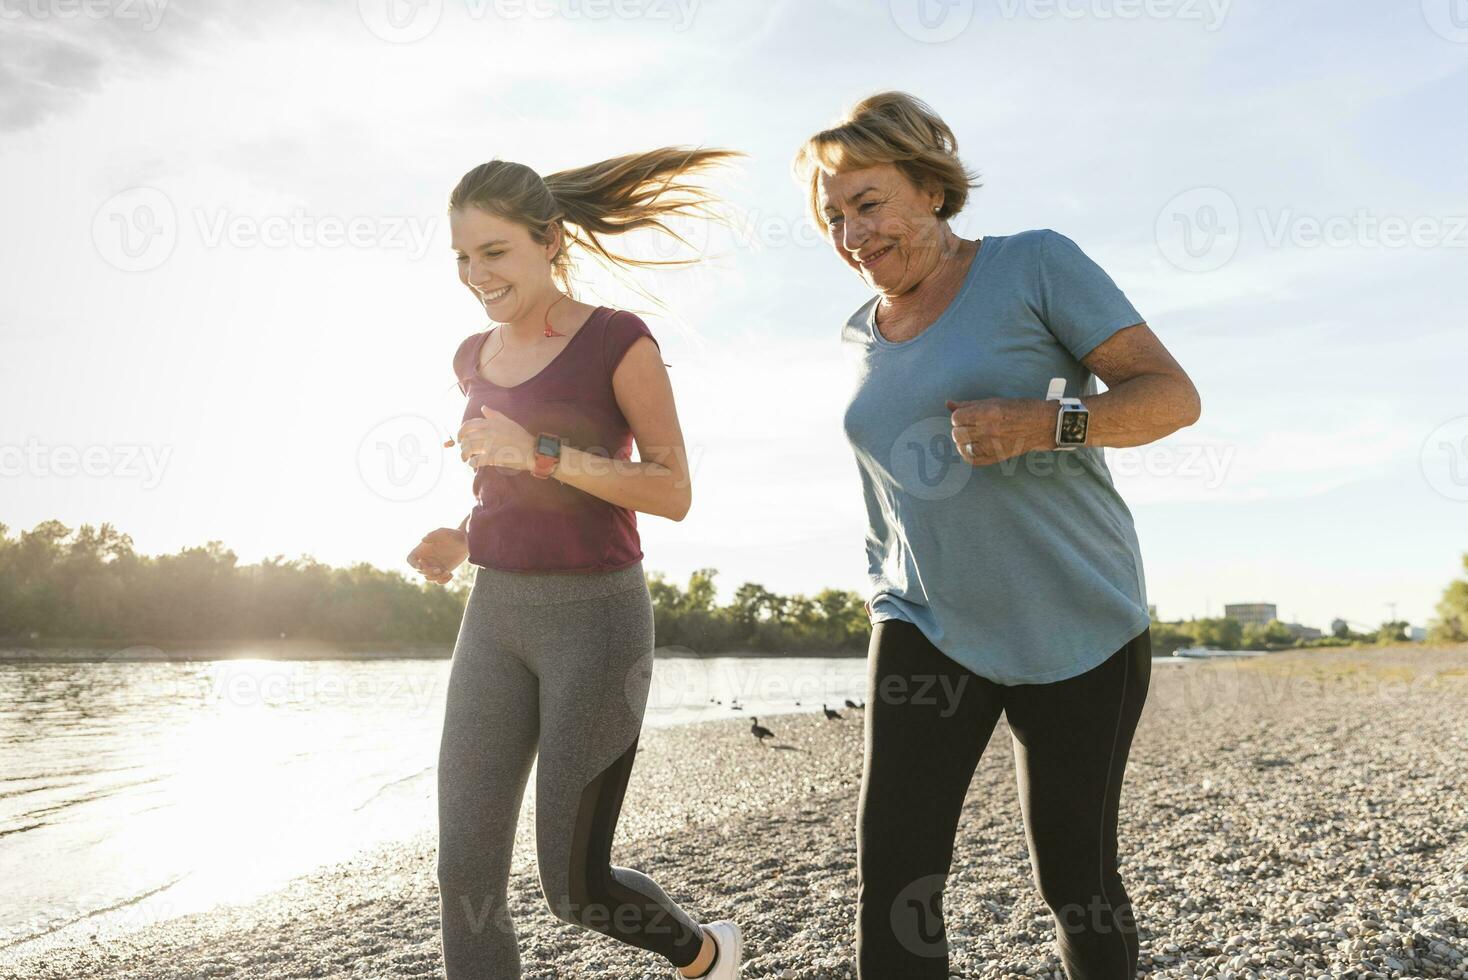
0;644;868;664
3;645;1465;979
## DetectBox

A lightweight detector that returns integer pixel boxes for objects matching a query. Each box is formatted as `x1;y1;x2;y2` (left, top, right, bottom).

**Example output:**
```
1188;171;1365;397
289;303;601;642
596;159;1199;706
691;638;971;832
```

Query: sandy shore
4;645;1465;979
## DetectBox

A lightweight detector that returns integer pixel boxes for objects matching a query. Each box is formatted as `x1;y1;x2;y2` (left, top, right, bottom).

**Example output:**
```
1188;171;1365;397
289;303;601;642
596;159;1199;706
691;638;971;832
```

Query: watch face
1058;410;1089;445
535;434;561;457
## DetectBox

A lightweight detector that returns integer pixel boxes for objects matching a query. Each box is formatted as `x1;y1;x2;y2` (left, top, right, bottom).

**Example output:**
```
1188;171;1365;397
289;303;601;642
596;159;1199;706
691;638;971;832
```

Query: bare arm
548;337;693;521
1076;322;1201;446
949;323;1201;464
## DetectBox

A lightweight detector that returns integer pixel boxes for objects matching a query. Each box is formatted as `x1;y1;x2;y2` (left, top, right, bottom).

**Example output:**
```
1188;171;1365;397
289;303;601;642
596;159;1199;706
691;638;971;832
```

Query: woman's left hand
456;406;536;471
946;397;1052;466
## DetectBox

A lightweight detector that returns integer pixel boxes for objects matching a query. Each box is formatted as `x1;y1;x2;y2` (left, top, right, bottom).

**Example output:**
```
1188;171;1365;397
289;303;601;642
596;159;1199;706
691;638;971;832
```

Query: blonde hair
448;147;741;296
792;91;981;229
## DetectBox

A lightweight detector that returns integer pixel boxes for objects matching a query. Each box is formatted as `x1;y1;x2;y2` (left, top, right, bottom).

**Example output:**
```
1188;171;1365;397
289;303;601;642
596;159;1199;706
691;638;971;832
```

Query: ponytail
448;146;741;296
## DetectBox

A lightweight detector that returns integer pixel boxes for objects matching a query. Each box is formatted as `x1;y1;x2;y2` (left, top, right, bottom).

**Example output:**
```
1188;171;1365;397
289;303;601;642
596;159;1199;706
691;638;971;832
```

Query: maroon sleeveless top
452;307;658;574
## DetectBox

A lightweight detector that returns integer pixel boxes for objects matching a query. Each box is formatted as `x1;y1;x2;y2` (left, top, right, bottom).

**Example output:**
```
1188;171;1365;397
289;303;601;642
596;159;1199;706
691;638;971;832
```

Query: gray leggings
436;560;706;979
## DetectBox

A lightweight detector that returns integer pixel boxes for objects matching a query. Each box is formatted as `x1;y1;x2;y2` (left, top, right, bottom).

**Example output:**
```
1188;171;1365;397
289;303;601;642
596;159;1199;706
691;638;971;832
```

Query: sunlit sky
2;0;1465;631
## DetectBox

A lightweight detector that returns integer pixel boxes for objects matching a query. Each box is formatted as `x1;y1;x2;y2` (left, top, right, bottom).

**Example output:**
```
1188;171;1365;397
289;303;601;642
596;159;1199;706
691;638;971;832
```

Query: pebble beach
3;644;1465;980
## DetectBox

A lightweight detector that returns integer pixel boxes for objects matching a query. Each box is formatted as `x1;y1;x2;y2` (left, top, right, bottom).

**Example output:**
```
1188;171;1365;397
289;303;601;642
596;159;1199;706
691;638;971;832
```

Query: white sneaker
674;919;742;979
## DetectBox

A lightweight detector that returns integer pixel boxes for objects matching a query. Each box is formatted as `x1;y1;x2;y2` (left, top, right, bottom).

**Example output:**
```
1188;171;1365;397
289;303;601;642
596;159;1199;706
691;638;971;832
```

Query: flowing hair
448;146;742;297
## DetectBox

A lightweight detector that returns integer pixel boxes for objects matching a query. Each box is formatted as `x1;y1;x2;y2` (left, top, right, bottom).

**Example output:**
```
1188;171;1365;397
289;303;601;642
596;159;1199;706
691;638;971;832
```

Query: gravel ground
3;645;1465;980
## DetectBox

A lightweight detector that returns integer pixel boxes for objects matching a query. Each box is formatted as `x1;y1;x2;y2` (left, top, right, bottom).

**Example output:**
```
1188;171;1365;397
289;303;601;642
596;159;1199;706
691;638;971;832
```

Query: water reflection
0;653;869;947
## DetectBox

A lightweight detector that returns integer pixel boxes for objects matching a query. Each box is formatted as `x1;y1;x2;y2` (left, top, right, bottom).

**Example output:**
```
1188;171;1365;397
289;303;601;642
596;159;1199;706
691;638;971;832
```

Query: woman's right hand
407;528;469;586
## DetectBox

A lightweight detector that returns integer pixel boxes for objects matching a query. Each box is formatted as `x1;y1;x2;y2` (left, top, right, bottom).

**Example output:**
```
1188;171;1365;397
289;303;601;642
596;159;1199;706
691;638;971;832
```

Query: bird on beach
844;698;865;710
823;704;844;720
750;717;775;745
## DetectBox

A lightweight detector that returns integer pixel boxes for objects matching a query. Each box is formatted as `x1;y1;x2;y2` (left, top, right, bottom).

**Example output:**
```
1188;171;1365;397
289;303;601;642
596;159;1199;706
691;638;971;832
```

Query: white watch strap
1045;377;1067;401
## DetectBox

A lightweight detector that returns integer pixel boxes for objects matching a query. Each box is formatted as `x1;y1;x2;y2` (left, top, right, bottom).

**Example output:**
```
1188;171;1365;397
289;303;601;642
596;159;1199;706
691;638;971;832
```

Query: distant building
1225;602;1278;627
1409;626;1427;642
1284;622;1323;641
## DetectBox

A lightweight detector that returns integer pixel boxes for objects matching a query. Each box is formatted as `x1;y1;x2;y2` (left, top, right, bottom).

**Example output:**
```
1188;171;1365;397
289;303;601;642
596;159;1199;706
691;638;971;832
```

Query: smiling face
816;163;947;299
449;206;560;324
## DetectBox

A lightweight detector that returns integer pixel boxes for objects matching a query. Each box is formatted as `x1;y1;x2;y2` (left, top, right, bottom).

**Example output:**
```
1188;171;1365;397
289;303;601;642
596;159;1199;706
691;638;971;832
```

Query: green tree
1429;553;1468;643
1192;617;1243;650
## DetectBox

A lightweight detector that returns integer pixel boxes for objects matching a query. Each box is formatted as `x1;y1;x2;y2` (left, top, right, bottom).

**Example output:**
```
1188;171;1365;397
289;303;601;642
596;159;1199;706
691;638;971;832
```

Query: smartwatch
531;433;563;479
1045;377;1089;451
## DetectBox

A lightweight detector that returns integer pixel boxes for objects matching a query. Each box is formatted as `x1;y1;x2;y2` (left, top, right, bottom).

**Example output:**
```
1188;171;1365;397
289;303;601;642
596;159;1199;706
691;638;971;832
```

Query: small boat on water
1175;646;1223;658
1173;646;1265;659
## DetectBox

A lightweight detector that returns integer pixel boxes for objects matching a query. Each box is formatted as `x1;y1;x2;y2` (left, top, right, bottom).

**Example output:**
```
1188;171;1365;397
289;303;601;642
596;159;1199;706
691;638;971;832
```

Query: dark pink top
452;306;658;574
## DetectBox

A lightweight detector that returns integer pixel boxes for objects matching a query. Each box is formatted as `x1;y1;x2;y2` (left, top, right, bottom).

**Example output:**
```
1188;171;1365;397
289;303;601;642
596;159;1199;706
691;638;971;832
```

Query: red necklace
543;293;568;338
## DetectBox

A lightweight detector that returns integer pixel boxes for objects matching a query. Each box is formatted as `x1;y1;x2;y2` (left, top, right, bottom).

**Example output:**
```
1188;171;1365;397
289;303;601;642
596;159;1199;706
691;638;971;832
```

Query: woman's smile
856;243;895;269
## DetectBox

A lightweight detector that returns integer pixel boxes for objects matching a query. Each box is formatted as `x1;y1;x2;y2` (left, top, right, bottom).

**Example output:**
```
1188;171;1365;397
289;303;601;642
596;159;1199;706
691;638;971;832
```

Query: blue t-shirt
841;229;1150;685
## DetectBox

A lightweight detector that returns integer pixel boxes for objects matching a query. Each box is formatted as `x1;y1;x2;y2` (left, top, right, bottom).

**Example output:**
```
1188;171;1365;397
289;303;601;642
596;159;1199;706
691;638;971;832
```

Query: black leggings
856;620;1151;980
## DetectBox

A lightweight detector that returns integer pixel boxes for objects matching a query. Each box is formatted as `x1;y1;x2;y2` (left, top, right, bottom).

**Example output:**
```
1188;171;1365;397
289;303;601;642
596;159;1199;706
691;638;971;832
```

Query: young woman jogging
407;149;743;980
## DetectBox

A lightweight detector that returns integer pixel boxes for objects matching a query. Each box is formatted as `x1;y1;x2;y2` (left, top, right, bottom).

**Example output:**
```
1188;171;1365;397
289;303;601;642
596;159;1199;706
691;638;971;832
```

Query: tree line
0;521;868;653
3;521;1465;654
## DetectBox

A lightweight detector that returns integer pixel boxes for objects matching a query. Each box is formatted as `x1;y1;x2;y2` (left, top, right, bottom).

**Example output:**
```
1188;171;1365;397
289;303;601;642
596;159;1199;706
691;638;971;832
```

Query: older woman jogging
794;91;1202;980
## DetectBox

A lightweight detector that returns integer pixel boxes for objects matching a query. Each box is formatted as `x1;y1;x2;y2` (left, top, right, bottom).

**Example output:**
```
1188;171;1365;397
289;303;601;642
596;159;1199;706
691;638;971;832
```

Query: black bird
750;717;775;744
823;704;844;721
844;698;865;710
